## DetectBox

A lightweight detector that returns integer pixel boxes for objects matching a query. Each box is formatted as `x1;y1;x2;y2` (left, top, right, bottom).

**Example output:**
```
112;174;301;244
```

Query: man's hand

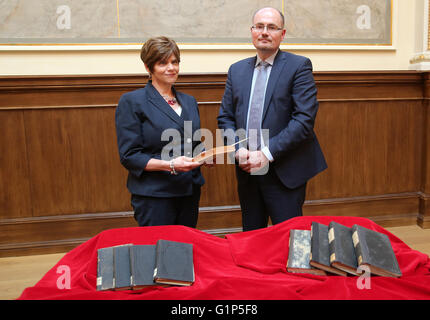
236;148;269;174
235;147;250;170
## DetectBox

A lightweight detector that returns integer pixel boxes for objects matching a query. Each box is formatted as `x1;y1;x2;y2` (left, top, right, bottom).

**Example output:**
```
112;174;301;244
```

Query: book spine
129;247;135;287
352;228;363;265
287;230;297;267
112;247;117;288
153;240;164;280
96;257;102;291
310;224;317;262
328;226;336;263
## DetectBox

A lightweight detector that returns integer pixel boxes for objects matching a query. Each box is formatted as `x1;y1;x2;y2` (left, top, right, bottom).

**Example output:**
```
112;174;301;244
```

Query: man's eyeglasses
251;24;283;33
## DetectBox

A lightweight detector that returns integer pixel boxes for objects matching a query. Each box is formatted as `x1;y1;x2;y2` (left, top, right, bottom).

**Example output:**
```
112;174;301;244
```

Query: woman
115;36;205;227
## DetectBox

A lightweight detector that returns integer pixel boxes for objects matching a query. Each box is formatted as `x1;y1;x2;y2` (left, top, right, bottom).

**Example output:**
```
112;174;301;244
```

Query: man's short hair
252;7;285;27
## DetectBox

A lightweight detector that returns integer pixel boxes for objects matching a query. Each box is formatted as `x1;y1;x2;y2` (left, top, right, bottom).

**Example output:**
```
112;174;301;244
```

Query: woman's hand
144;157;201;173
171;156;202;173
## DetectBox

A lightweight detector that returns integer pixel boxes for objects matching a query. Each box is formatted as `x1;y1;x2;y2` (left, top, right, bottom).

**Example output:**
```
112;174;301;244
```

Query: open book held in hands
192;138;247;163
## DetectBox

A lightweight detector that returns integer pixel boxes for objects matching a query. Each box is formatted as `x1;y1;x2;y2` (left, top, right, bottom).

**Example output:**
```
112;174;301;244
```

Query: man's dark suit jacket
115;82;204;197
217;50;327;189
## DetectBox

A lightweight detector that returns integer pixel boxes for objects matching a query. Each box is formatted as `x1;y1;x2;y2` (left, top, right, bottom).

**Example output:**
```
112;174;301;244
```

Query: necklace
162;95;177;106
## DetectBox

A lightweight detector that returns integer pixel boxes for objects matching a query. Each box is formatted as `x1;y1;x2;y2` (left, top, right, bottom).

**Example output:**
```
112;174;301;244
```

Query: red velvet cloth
18;216;430;300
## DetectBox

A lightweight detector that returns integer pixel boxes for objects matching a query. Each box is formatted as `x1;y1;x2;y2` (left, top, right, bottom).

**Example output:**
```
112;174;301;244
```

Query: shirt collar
255;49;278;67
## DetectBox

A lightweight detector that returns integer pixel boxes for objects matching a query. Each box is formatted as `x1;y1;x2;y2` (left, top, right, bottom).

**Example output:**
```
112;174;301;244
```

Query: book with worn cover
153;239;195;286
113;244;133;290
310;222;347;276
97;246;114;291
352;224;402;277
130;245;156;289
287;229;326;275
328;222;360;276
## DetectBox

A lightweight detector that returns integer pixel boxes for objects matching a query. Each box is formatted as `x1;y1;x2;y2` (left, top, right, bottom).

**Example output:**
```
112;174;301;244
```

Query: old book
309;222;347;276
192;145;235;163
287;229;326;275
130;245;156;289
352;224;402;277
328;222;360;276
113;244;133;290
96;246;114;291
153;239;195;286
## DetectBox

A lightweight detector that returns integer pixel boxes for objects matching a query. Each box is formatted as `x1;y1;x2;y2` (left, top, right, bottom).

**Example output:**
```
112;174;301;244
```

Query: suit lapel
240;56;257;129
262;51;286;122
146;82;184;131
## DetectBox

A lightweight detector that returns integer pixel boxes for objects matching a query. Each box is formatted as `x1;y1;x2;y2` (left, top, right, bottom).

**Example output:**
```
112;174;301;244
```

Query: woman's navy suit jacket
115;82;204;197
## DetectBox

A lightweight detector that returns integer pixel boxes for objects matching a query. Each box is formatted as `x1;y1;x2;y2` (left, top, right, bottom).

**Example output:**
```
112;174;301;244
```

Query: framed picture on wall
0;0;392;48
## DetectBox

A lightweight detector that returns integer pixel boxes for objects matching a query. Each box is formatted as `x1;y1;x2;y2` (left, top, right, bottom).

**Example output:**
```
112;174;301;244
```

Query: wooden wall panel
0;110;32;219
198;103;239;208
23;107;131;216
419;73;430;228
308;100;424;200
0;71;428;256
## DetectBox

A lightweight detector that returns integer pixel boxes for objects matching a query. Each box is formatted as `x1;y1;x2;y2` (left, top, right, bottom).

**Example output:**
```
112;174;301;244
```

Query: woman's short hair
140;36;180;73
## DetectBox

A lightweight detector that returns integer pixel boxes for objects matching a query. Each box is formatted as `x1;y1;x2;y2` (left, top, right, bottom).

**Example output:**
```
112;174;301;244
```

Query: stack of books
287;221;402;277
96;239;194;291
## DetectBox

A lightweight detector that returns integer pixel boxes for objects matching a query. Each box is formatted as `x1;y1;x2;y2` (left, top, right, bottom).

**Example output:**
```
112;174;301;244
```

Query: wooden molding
418;192;430;228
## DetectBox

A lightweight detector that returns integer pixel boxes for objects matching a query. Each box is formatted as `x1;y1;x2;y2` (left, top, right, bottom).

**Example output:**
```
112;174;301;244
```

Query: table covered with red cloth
18;216;430;300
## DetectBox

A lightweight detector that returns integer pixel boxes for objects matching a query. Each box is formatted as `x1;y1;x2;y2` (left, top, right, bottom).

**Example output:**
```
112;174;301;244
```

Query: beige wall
0;0;420;75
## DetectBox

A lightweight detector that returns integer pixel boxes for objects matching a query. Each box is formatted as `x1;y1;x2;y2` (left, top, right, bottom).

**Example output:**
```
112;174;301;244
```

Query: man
217;7;327;231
